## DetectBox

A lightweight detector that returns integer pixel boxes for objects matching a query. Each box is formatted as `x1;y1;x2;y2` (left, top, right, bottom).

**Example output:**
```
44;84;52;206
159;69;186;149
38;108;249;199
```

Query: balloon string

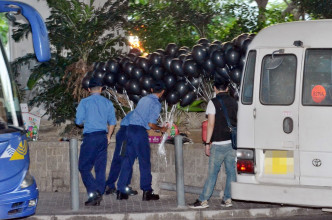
106;88;126;117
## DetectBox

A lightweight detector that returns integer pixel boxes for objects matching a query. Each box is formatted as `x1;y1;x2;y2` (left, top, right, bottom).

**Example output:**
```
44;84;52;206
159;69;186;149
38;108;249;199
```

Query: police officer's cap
89;77;103;88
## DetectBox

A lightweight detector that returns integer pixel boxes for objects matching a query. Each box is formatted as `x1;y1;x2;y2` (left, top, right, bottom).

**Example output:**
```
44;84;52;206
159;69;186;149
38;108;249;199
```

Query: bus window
241;50;256;105
303;49;332;106
260;54;297;105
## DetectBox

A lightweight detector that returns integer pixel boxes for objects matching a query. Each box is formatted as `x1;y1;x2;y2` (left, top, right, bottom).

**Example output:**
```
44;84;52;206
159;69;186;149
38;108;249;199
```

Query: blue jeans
106;126;133;189
79;131;107;194
198;143;236;202
117;125;152;193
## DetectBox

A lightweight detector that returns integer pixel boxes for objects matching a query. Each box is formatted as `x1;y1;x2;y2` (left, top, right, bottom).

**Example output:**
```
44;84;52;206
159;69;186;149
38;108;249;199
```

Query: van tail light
236;149;255;174
237;159;254;174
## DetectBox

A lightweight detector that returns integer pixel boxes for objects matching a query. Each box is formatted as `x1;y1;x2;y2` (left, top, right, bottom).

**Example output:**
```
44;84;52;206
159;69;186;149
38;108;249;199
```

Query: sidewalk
26;192;324;220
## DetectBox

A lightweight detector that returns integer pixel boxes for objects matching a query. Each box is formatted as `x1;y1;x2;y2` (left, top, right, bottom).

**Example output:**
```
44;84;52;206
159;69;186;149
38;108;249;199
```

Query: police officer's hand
160;126;168;133
107;136;111;145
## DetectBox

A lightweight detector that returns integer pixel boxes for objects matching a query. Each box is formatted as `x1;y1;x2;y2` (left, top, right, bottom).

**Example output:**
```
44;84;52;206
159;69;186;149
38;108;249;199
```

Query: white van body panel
233;20;332;208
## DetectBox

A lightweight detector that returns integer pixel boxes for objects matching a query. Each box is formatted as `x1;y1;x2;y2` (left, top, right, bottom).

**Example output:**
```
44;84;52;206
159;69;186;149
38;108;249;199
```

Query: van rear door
299;49;332;187
254;48;303;185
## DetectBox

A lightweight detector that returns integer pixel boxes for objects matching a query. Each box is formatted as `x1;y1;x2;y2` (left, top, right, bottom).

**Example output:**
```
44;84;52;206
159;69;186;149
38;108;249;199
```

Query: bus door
299;49;332;187
253;48;303;185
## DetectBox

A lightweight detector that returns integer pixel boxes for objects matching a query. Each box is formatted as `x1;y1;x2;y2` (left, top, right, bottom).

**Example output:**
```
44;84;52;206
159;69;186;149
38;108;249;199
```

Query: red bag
202;120;208;142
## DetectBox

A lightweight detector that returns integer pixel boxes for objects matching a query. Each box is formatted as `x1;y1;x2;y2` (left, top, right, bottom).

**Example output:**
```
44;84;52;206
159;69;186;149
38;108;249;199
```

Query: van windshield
260;54;297;105
0;39;23;133
303;49;332;106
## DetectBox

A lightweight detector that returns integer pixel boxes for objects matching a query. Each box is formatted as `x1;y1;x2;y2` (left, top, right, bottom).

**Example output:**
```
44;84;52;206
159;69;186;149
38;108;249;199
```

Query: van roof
249;19;332;49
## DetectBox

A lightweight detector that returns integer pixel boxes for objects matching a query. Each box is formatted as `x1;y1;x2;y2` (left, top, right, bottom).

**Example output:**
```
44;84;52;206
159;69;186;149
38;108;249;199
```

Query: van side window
260;54;297;105
303;49;332;106
241;50;256;105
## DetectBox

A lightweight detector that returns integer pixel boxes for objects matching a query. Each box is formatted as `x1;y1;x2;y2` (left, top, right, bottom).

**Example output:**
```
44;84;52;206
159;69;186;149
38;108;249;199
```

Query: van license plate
264;150;294;174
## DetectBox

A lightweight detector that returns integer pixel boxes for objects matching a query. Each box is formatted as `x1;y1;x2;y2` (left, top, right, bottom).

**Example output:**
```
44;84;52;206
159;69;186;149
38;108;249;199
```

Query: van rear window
241;50;256;105
303;49;332;106
260;54;297;105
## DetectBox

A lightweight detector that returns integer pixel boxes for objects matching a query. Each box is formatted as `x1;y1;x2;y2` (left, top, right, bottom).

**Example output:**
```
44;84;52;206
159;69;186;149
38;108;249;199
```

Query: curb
27;207;323;220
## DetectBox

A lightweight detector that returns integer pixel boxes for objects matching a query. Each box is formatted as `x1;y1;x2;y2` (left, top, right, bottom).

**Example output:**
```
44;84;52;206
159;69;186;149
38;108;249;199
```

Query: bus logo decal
312;159;322;167
9;140;27;161
0;145;15;158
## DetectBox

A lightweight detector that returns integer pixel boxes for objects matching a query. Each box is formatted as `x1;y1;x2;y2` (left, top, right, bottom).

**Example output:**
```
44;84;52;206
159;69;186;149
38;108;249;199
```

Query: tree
0;14;8;45
11;0;129;124
292;0;332;19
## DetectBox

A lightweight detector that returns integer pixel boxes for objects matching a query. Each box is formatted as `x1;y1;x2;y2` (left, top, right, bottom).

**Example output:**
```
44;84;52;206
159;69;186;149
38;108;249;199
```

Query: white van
232;20;332;208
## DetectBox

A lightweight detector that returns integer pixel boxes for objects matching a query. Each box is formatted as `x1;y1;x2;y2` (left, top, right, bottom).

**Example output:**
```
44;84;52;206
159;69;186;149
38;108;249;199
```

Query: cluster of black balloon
82;33;254;107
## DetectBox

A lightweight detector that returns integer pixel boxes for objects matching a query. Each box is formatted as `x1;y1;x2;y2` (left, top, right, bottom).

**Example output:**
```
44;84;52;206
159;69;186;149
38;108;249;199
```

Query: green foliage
292;0;332;19
177;100;205;112
11;0;129;124
0;14;8;45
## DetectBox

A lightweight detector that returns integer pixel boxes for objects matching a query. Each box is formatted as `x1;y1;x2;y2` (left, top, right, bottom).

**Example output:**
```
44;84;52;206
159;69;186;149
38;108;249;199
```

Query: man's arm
107;125;115;144
205;113;215;156
75;102;85;126
148;123;167;133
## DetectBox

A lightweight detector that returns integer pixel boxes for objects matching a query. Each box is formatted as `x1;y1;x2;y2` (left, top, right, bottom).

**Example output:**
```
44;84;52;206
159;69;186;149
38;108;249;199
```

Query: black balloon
163;74;176;89
148;52;163;66
225;48;241;66
209;44;222;57
138;57;150;73
222;42;234;53
120;57;130;68
197;38;210;45
211;50;226;68
82;76;91;90
215;66;231;80
241;38;252;54
131;67;144;80
162;56;173;73
176;48;187;57
85;71;93;77
105;59;119;74
156;48;165;55
175;81;189;98
230;67;242;84
129;48;142;57
202;58;215;74
129;94;141;104
150;65;165;80
189;77;201;89
139;75;154;91
141;89;149;97
180;91;196;107
180;46;190;51
166;91;180;105
95;62;106;71
165;43;178;57
93;70;105;82
185;53;193;61
183;59;198;78
117;74;128;86
126;79;141;95
178;54;186;62
234;34;248;47
239;54;246;68
103;72;117;87
124;62;135;76
170;58;184;76
212;40;222;45
115;84;124;94
192;45;207;65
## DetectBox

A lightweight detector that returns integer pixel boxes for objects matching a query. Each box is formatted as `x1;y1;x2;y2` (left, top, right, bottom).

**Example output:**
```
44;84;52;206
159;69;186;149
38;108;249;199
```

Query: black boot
85;191;102;206
116;190;129;200
125;186;138;196
105;186;117;195
142;190;159;201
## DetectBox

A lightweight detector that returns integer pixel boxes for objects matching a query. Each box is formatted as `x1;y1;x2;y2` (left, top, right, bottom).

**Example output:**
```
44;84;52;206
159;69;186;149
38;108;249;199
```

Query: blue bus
0;1;50;219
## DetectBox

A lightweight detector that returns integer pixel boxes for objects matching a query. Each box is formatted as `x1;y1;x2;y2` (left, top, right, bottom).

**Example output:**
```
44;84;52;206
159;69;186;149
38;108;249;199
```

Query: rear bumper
0;180;38;219
232;181;332;208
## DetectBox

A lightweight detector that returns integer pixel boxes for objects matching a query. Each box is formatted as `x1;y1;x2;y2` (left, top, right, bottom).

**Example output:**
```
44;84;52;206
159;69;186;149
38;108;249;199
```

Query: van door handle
253;108;256;118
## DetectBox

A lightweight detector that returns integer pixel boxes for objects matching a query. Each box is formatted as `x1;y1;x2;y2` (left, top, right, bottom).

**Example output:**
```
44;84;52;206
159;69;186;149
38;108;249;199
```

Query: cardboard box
148;129;162;143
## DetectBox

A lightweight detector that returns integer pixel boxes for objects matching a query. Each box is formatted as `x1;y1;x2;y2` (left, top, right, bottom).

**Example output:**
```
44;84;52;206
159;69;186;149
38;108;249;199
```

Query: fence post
69;138;79;211
174;135;185;208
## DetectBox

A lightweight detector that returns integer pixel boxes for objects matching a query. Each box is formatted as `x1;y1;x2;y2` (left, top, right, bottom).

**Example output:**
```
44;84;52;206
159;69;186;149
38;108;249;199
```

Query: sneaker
188;199;209;209
221;198;232;207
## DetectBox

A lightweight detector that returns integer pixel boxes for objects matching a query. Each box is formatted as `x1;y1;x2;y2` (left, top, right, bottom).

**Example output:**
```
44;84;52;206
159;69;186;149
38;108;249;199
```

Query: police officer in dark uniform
105;111;137;196
75;77;116;206
116;82;167;201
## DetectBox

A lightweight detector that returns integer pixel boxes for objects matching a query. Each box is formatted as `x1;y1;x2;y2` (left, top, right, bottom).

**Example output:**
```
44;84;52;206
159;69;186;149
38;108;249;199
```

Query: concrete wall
28;141;226;196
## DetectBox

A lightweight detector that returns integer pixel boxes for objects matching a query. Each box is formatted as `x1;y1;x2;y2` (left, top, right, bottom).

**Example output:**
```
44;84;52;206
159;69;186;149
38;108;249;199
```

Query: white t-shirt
206;100;231;145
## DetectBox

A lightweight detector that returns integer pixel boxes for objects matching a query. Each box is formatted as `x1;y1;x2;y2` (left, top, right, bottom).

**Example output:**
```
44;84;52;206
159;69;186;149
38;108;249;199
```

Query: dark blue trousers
117;125;152;193
106;126;132;189
79;131;107;194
